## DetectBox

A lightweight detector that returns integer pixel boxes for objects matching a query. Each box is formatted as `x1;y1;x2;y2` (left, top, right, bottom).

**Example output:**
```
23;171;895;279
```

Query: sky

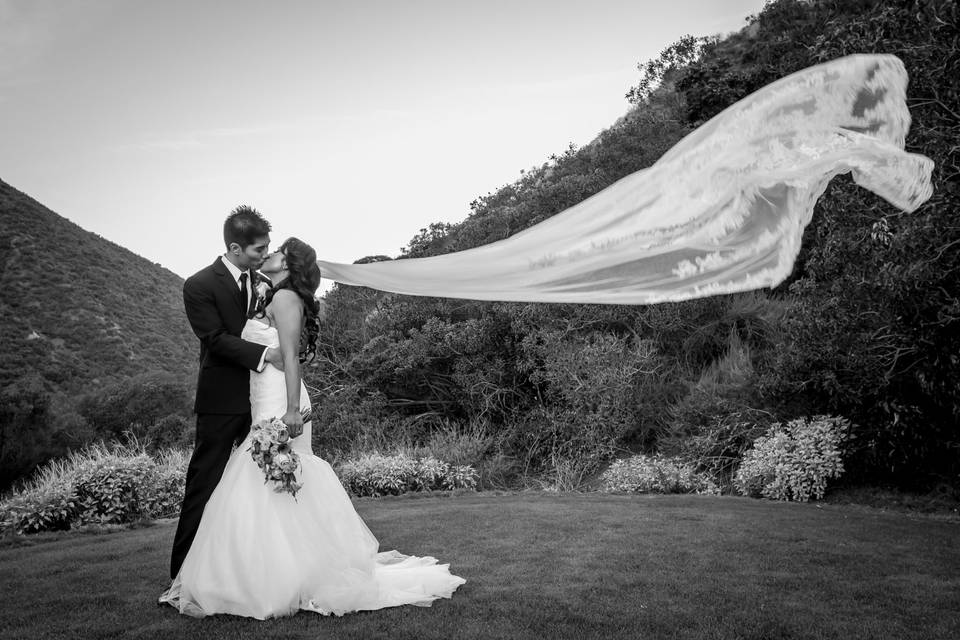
0;0;769;288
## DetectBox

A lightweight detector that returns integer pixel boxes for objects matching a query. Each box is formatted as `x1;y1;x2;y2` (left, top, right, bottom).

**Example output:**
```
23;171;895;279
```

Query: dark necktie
239;272;249;316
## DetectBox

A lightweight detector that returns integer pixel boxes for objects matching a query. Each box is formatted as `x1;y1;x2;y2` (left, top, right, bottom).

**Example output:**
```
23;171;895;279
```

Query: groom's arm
183;277;271;371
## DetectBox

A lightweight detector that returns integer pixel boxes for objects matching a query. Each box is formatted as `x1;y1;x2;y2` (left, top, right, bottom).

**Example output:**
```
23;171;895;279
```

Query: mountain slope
0;178;196;396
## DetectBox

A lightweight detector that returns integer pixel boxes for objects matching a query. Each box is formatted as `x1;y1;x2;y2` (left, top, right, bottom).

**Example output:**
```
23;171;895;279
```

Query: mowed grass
1;493;957;640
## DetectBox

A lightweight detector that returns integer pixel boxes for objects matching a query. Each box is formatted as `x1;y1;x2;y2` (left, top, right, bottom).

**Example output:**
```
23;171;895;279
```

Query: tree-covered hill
0;179;195;392
0;179;197;488
314;0;959;491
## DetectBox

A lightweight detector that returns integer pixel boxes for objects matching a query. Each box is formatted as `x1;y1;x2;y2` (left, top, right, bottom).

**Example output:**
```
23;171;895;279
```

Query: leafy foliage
73;454;158;525
0;374;59;489
0;440;187;534
599;454;720;495
625;34;714;105
336;452;478;497
743;0;960;485
75;372;193;443
734;415;850;501
0;473;77;534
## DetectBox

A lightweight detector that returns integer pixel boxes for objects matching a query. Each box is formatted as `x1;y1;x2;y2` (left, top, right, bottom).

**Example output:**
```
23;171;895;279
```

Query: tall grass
6;437;188;499
0;436;189;535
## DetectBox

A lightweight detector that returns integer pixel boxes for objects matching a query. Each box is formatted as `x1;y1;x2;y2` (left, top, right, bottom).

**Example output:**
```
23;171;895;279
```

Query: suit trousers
170;412;251;579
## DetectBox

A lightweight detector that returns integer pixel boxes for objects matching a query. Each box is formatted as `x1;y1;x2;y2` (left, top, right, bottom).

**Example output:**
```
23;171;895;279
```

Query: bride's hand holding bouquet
248;409;311;498
282;408;304;439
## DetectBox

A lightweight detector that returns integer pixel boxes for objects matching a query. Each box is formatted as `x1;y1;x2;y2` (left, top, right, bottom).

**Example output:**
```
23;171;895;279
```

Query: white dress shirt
220;255;268;372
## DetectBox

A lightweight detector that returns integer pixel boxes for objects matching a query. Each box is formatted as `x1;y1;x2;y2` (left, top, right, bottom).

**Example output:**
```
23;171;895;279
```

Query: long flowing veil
317;54;933;304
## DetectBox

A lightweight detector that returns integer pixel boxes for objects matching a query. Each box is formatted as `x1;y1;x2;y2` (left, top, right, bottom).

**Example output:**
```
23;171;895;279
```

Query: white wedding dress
159;319;465;619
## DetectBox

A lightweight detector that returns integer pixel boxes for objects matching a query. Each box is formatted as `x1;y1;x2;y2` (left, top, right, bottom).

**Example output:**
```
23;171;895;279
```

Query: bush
76;372;193;442
504;406;624;479
411;419;494;468
0;474;78;534
337;452;478;497
0;439;188;535
599;454;720;495
659;326;778;483
143;448;188;518
734;415;850;501
664;399;774;488
308;385;398;461
144;414;193;452
0;374;57;491
73;453;156;525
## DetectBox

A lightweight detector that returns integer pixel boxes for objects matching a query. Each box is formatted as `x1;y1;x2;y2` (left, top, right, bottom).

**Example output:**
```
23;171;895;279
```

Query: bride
159;237;465;619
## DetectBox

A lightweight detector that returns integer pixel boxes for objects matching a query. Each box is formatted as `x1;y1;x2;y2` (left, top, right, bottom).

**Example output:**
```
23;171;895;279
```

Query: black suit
170;257;267;579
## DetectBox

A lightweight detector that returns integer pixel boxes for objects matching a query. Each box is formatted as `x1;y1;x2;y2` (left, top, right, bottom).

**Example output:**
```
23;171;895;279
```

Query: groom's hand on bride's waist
264;347;284;371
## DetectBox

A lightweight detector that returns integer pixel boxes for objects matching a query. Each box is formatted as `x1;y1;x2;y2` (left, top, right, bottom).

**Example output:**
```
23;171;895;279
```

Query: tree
76;372;193;442
0;374;52;489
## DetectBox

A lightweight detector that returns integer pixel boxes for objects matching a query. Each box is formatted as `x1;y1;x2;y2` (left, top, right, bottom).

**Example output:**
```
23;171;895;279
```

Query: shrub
474;452;523;490
537;453;600;492
411;419;494;468
0;439;188;535
734;415;850;501
143;448;188;518
144;414;193;452
76;372;193;442
337;452;478;497
74;453;156;525
664;403;774;488
599;454;720;495
308;385;399;461
0;373;55;491
0;474;78;534
659;328;778;484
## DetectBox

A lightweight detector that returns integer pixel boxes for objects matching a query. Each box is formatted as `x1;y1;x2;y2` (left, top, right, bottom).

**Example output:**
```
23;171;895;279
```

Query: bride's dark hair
258;237;322;362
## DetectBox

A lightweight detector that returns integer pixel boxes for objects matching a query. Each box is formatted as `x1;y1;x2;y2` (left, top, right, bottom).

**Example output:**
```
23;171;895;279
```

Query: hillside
0;179;196;394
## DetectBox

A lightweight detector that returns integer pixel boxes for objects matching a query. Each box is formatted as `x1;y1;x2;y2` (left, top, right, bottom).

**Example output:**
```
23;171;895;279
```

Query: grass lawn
1;493;957;640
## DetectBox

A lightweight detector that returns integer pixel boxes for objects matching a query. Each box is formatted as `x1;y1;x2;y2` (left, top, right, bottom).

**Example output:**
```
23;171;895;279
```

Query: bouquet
248;409;311;498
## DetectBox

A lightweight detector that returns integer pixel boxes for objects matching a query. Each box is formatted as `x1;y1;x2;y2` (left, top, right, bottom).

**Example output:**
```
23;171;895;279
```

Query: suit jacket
183;258;267;414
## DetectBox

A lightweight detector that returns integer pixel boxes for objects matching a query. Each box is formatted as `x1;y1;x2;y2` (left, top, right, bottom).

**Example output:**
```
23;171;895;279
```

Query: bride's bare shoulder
271;289;300;303
269;289;304;316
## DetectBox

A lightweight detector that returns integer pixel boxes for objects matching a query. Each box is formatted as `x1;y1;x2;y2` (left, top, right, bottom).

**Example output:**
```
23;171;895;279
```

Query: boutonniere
249;275;271;317
254;279;270;302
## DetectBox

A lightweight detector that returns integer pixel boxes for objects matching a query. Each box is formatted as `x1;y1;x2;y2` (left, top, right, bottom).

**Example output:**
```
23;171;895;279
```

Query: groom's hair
223;205;272;249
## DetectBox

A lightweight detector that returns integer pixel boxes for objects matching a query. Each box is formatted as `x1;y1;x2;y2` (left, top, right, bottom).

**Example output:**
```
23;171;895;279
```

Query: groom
169;205;283;580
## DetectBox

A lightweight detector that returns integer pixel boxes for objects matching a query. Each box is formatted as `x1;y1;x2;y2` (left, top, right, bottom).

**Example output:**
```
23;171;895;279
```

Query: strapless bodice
241;318;311;448
241;319;279;349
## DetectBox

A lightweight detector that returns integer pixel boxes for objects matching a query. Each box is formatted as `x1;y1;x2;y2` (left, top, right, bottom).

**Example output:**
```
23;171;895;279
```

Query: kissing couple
159;205;465;619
